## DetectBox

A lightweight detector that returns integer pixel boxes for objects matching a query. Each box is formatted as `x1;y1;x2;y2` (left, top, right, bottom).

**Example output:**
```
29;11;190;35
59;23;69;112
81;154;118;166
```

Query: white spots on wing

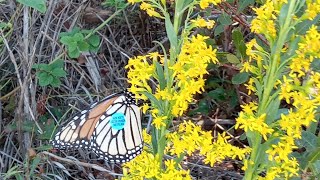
81;110;88;114
100;115;106;121
73;116;79;120
80;114;85;120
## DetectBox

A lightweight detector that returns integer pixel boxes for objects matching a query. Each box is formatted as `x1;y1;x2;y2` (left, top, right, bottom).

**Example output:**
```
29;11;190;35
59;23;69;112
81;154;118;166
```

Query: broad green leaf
49;59;64;69
217;12;232;25
296;131;318;151
232;72;249;84
38;71;48;80
295;15;320;35
309;159;320;177
226;54;240;64
59;27;80;37
77;41;90;51
238;0;254;12
17;0;46;13
60;36;73;45
68;41;78;52
50;77;62;87
51;68;67;77
39;74;53;86
214;24;224;36
207;88;226;101
68;49;81;58
73;32;84;41
232;29;247;58
88;35;100;47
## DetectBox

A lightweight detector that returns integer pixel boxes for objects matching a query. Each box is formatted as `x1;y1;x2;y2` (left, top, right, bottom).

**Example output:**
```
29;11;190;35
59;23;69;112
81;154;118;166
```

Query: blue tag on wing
110;113;126;130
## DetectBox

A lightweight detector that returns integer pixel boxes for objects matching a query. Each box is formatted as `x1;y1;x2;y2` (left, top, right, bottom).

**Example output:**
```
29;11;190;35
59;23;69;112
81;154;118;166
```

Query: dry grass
0;1;244;179
0;0;166;179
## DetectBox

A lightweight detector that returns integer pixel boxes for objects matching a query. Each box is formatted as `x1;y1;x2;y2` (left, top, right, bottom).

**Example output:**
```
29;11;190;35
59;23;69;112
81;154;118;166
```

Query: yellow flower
152;115;167;129
191;17;215;29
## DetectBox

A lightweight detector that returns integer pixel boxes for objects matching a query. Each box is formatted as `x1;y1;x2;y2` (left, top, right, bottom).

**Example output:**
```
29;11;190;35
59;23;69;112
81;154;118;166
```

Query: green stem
245;1;297;179
84;4;128;39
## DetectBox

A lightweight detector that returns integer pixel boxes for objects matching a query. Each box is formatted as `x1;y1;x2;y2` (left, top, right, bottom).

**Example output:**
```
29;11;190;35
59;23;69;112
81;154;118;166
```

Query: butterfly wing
51;93;120;150
91;93;143;163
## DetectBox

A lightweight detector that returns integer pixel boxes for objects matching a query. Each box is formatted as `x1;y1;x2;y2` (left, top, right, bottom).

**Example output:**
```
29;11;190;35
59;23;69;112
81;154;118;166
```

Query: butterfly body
51;91;143;163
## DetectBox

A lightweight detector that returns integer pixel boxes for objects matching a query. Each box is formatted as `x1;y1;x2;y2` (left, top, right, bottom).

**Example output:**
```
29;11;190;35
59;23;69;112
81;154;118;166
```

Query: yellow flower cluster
290;25;320;77
251;0;280;39
305;0;320;20
171;35;218;116
126;53;159;100
191;17;215;29
166;121;251;167
235;103;274;140
127;35;218;121
123;151;192;180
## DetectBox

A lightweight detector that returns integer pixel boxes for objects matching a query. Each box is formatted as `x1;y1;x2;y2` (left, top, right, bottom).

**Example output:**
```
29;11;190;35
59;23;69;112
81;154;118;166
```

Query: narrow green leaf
17;0;46;13
165;15;177;48
30;156;41;176
155;61;166;90
232;72;249;84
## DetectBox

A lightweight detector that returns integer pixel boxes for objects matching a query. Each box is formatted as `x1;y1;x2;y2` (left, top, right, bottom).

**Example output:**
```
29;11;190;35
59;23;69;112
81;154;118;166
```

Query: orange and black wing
51;93;120;150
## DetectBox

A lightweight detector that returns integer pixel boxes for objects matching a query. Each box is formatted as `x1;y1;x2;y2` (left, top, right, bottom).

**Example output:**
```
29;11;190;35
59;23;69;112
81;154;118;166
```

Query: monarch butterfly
51;90;143;163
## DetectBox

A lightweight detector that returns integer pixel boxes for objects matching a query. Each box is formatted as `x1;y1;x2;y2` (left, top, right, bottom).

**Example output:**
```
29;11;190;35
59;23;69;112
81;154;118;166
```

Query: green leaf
207;88;226;101
73;32;84;41
155;61;166;90
51;68;67;77
232;72;249;84
77;41;90;51
39;74;53;86
309;159;320;177
50;77;62;87
59;27;80;37
214;24;224;36
68;49;81;58
296;131;318;151
226;54;240;64
188;99;209;115
60;36;73;45
232;29;247;58
88;35;100;47
238;0;254;12
37;71;48;80
217;12;232;25
17;0;46;13
68;41;78;52
49;59;64;69
165;15;178;49
295;15;320;35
